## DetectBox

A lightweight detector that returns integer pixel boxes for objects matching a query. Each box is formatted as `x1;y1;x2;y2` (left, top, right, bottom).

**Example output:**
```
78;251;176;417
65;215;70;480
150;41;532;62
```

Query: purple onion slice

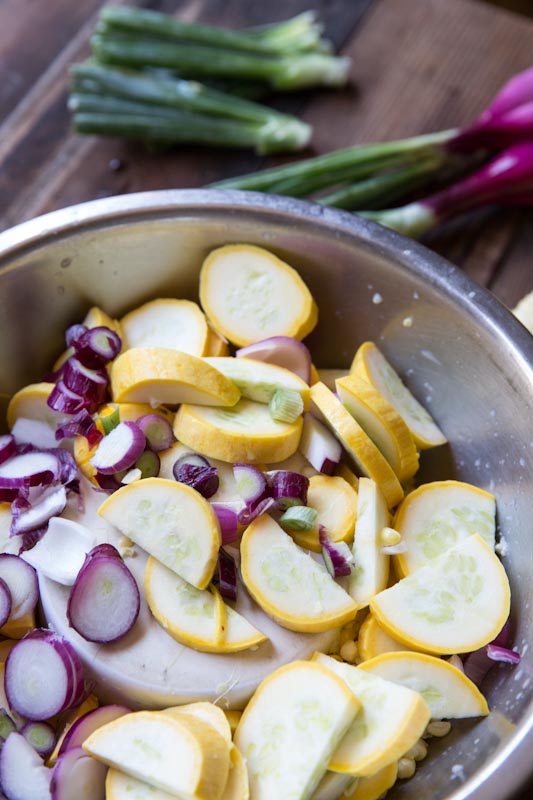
217;548;238;602
67;545;140;643
62;357;108;403
319;526;354;578
211;504;239;545
0;451;60;489
233;463;269;509
136;414;174;452
0;732;52;799
486;645;521;664
55;409;103;447
20;721;56;759
236;335;311;384
463;617;519;686
10;484;67;536
90;421;146;474
0;577;12;628
299;413;342;475
173;457;219;499
0;434;16;466
47;380;93;415
65;324;88;347
51;745;108;800
0;554;39;620
72;326;122;368
58;704;130;757
238;496;278;526
271;470;309;509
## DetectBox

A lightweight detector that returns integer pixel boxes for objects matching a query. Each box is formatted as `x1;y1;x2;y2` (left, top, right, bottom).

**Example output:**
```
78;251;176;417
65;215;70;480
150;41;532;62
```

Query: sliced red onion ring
51;745;107;800
211;503;239;545
0;554;39;620
62;358;108;403
17;527;48;555
236;336;311;384
55;409;103;447
65;324;88;347
319;526;354;578
10;484;67;536
0;488;18;502
20;721;56;759
134;449;160;479
486;645;521;664
463;617;519;686
299;413;342;475
47;381;92;415
233;463;269;509
0;451;60;489
0;577;12;628
173;452;211;470
72;326;122;369
94;472;122;494
271;470;309;509
136;414;174;452
67;544;140;643
90;422;146;474
0;434;16;466
217;548;237;601
173;457;219;499
58;705;130;757
5;630;85;721
0;732;52;800
238;496;278;526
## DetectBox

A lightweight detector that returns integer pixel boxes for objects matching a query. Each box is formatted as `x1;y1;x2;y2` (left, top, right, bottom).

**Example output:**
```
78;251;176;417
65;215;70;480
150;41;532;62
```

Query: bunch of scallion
69;6;350;155
213;68;533;236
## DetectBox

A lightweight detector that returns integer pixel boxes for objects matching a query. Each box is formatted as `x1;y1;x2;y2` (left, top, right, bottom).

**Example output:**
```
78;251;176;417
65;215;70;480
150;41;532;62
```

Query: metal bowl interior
0;189;532;800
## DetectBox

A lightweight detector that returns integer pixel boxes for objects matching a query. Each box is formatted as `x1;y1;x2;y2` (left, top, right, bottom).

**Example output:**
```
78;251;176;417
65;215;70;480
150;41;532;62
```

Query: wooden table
0;2;533;797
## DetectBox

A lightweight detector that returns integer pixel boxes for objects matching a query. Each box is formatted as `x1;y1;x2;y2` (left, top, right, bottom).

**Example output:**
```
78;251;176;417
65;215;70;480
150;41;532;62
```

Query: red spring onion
217;548;238;602
463;617;519;686
48;380;94;415
486;645;521;665
211;503;239;544
10;484;67;536
97;407;120;435
58;704;130;757
319;526;354;578
0;732;52;799
236;335;312;384
232;463;270;509
67;544;140;643
136;414;174;452
5;629;85;721
299;413;342;475
173;456;219;499
0;577;12;628
72;326;122;368
238;496;278;526
55;409;103;447
0;451;61;489
51;745;108;800
0;434;16;466
65;323;88;347
20;721;57;759
0;488;18;502
90;421;146;474
270;470;309;509
94;472;122;493
17;527;48;555
0;554;39;620
62;357;108;403
134;449;160;479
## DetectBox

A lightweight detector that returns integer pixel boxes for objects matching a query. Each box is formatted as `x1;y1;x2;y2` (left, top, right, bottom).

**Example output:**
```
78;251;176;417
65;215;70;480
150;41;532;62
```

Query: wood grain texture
0;0;532;307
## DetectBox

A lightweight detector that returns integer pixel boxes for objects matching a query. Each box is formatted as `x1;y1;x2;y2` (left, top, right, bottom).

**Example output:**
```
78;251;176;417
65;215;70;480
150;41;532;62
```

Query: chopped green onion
98;407;120;435
269;388;304;423
279;505;318;531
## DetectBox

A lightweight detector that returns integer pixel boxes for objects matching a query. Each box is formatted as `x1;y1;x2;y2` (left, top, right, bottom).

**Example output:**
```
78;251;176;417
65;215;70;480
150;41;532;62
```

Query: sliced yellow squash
234;660;360;800
340;763;397;800
334;463;359;491
47;694;99;766
6;382;67;432
106;769;175;800
120;298;208;356
370;535;510;655
162;702;232;746
220;746;249;800
290;475;357;552
359;651;489;719
349;479;390;609
174;399;302;464
392;480;496;577
310;383;403;509
313;653;430;777
98;478;220;589
317;368;349;391
199;244;317;347
83;306;122;336
240;514;357;633
336;374;419;482
204;357;310;408
110;347;240;407
351;342;446;450
203;324;230;357
357;614;414;662
84;710;230;800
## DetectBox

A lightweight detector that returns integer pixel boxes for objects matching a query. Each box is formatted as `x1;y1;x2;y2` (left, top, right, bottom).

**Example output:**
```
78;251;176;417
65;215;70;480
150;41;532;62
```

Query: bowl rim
0;188;532;800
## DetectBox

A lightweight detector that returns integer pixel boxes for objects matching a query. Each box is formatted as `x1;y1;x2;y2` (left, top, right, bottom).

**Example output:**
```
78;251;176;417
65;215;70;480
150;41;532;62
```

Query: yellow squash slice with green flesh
392;480;496;577
110;347;240;407
83;306;122;336
204;357;310;408
359;651;489;719
162;702;232;746
98;478;220;590
234;661;360;800
370;534;510;655
241;514;358;633
120;298;208;356
313;653;430;777
290;475;357;552
339;763;397;800
145;556;266;653
351;342;446;450
84;711;230;800
310;383;403;509
349;479;390;609
199;244;318;347
174;399;302;464
336;374;419;482
203;324;230;357
106;769;177;800
312;770;358;800
220;746;250;800
357;614;414;662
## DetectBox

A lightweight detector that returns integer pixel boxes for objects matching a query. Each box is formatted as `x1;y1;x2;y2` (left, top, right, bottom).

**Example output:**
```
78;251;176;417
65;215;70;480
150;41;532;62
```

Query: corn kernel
397;757;416;780
380;527;402;546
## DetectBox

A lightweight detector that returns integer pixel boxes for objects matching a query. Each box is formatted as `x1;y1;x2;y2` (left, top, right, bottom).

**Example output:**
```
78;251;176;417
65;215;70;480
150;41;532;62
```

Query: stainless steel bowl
0;190;532;800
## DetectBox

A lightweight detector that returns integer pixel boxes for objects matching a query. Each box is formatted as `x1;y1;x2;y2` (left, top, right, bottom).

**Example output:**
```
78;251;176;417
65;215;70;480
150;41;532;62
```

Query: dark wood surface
0;1;533;798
